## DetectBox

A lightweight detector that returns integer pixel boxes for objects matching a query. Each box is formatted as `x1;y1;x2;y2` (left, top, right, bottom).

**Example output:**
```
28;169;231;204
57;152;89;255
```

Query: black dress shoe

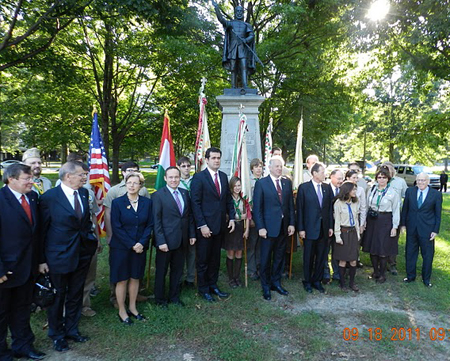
184;280;195;289
127;310;146;320
270;285;289;296
13;348;46;360
53;339;69;352
357;261;364;268
210;287;229;298
201;293;216;302
118;314;133;325
155;301;168;309
312;283;325;293
403;277;415;283
263;290;271;301
423;281;432;288
322;278;331;285
66;333;89;343
303;283;313;293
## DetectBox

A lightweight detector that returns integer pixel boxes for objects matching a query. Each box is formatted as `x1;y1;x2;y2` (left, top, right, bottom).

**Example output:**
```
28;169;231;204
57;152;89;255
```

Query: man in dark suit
190;147;235;302
152;167;196;307
401;172;442;287
0;164;45;361
297;162;334;294
39;161;98;352
253;156;295;300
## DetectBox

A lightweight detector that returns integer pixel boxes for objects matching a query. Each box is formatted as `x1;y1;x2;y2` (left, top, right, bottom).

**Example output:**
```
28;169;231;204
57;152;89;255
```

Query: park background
2;0;450;360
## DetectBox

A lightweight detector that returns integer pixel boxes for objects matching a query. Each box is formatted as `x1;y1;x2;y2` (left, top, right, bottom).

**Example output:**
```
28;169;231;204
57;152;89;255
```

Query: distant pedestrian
439;171;448;192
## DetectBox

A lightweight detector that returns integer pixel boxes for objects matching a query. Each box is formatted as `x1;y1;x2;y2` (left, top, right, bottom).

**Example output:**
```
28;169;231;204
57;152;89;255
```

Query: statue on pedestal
212;1;259;89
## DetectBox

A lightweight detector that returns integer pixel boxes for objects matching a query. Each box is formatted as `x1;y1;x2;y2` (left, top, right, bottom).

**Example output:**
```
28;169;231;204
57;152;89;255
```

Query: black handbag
34;274;57;308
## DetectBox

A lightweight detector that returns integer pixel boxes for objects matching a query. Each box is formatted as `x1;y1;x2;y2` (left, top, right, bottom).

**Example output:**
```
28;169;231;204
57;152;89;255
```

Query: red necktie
214;173;221;197
21;195;32;224
276;179;282;203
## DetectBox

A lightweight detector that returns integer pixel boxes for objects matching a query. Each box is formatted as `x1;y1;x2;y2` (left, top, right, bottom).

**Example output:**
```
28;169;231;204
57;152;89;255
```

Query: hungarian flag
88;111;111;237
293;111;304;191
155;110;176;190
230;110;252;218
195;78;211;172
263;118;273;176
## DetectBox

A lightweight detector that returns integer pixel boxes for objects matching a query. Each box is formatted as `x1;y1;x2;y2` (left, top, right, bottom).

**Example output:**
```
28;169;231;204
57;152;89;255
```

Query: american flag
88;111;111;237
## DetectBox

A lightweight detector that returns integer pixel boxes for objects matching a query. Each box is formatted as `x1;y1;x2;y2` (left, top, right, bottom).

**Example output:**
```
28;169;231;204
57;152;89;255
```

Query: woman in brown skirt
333;181;360;292
223;176;250;288
362;166;400;283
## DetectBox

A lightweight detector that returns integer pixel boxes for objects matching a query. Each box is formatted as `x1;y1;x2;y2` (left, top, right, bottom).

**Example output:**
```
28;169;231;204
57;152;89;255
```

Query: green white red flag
195;78;211;172
155;110;176;190
263;118;273;176
293;111;304;191
231;109;252;217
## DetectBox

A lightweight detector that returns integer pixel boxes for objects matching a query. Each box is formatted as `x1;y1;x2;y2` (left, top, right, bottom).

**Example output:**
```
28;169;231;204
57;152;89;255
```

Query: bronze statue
212;1;260;89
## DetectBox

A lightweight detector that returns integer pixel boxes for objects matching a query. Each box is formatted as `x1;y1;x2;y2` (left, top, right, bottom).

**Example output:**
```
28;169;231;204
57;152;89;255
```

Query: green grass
24;180;450;360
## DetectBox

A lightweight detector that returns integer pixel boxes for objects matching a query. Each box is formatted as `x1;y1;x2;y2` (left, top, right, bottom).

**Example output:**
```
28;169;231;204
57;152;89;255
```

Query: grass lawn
26;176;450;360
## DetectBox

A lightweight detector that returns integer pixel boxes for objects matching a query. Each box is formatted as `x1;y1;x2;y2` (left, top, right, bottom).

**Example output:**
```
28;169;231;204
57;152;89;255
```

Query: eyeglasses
126;182;141;186
179;165;191;168
416;179;427;183
19;177;33;182
377;176;387;179
75;173;88;178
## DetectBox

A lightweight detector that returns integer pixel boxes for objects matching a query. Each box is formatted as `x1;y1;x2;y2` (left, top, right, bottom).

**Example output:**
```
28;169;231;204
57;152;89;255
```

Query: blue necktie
418;191;423;208
317;184;323;208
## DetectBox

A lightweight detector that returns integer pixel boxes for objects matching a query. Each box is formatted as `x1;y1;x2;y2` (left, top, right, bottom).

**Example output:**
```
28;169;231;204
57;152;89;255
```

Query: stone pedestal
216;92;265;176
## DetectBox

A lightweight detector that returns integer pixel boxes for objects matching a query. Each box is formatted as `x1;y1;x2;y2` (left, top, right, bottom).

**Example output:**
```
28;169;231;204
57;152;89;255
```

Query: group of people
0;146;443;360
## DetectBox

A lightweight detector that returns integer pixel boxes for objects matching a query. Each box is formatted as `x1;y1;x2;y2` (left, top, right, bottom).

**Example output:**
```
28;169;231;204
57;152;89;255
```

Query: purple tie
74;191;82;219
276;179;282;203
173;190;183;215
317;184;323;208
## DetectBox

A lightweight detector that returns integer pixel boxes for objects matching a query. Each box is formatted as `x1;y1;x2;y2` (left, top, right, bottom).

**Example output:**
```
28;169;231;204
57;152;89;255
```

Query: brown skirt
222;220;245;251
333;227;359;261
362;212;398;256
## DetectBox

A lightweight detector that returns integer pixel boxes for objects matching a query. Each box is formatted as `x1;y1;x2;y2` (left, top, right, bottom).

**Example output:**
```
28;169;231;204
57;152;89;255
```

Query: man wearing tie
152;167;196;307
401;173;442;287
191;147;235;302
253;156;295;301
39;162;98;352
297;162;334;294
0;164;45;361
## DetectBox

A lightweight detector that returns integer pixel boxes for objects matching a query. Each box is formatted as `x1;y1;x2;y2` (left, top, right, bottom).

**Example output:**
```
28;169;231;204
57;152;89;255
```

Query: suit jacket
110;194;153;250
252;176;295;238
296;181;334;240
40;185;97;274
190;169;235;235
0;187;39;288
152;187;195;251
400;186;442;238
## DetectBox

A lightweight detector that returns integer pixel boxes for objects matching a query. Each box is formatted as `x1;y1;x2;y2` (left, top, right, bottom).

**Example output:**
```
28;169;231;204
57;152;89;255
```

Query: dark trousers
303;234;328;286
47;254;92;340
182;240;196;284
0;277;35;359
259;232;287;291
196;232;223;294
154;246;184;304
440;183;447;192
247;227;261;275
324;237;340;280
405;231;435;283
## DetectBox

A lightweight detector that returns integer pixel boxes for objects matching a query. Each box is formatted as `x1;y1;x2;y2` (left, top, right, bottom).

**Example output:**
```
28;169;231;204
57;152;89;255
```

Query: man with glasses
39;162;98;352
103;161;150;308
22;148;52;196
401;173;442;287
0;164;46;360
176;157;195;288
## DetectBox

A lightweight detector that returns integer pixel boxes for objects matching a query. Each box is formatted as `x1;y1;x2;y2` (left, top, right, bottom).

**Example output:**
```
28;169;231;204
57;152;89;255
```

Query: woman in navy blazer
110;173;153;324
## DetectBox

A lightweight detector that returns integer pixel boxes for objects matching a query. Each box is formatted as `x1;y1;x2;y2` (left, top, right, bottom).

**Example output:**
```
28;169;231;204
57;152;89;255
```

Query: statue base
216;92;265;176
223;88;259;96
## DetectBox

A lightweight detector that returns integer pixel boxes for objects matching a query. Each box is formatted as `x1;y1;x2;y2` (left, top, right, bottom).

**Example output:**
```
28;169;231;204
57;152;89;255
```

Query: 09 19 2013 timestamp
342;327;450;341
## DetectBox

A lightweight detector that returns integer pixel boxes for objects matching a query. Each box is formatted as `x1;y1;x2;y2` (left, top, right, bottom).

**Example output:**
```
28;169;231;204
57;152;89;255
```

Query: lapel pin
127;205;131;209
